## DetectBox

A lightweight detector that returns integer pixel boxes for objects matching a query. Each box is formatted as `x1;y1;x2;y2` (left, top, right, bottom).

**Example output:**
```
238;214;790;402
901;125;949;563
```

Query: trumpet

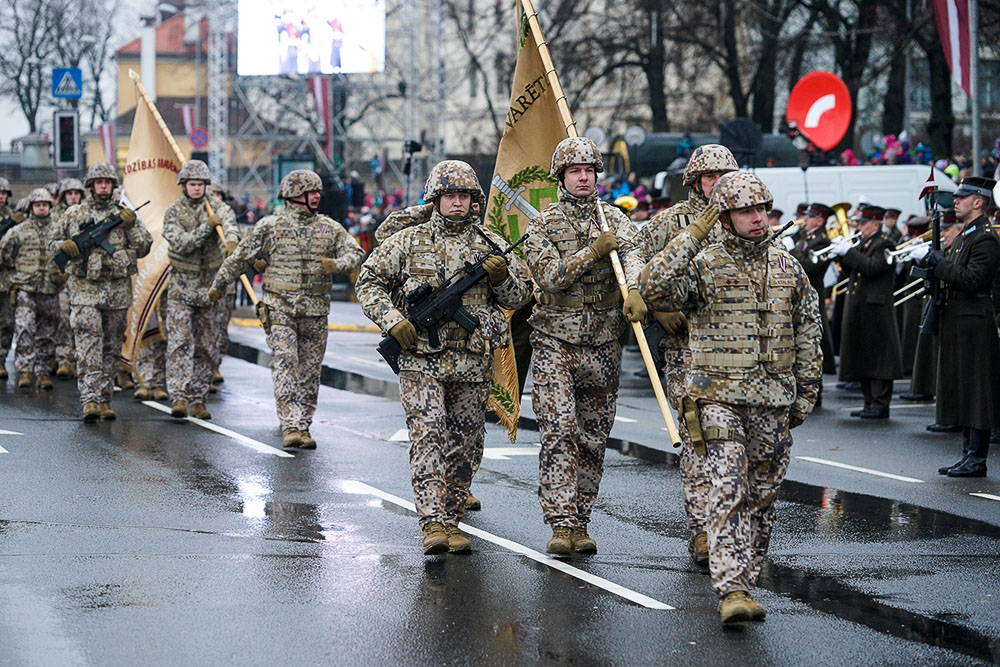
893;278;923;298
884;240;929;265
831;202;852;239
895;288;926;307
809;232;860;263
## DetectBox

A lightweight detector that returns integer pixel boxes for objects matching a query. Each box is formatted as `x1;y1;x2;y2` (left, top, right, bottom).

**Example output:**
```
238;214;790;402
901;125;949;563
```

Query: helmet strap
288;195;318;214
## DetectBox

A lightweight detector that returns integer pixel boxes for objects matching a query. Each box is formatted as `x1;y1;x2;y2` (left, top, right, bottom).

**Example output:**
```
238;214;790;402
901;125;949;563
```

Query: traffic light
53;110;80;168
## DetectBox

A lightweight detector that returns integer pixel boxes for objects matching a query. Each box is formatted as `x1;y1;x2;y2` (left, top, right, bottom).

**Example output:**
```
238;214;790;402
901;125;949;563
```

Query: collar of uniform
183;194;205;208
557;184;599;215
430;208;473;235
962;215;985;236
29;214;50;225
282;205;314;224
91;197;114;211
687;189;708;213
723;229;768;258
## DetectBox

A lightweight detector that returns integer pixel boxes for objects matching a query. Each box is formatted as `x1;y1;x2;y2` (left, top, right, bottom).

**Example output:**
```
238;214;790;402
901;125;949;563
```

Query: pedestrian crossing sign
52;67;83;99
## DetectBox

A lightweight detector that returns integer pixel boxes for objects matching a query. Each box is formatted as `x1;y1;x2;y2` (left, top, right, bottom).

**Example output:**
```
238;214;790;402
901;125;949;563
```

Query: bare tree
0;0;60;133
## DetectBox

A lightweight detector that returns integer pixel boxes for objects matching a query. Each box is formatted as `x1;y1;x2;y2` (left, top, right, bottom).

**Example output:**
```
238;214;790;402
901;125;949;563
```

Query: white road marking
970;492;1000;502
0;446;7;454
389;429;409;442
839;404;933;411
795;456;924;483
482;445;541;460
0;429;23;435
340;480;674;611
614;416;637;423
142;401;295;458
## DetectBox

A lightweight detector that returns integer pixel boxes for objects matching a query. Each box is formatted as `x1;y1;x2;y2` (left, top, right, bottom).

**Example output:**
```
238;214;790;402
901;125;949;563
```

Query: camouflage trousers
55;288;75;366
664;346;710;539
699;400;792;598
166;300;216;404
71;305;127;405
0;290;13;366
212;284;235;368
266;310;327;432
399;370;490;527
136;336;166;388
531;331;621;528
14;290;59;375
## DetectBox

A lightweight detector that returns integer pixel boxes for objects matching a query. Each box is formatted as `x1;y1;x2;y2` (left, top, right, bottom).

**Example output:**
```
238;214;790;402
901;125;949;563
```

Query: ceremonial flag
120;74;183;368
177;103;196;141
932;0;972;96
310;76;333;159
483;0;576;441
98;122;116;163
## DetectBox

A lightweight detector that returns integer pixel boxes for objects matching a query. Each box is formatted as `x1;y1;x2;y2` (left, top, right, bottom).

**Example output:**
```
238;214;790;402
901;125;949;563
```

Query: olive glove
654;310;687;335
622;289;647;323
389;320;417;350
10;212;25;223
207;288;222;303
687;204;720;242
589;231;619;259
483;255;509;285
208;214;222;228
253;258;268;274
225;241;238;256
119;207;137;229
58;239;80;258
316;256;338;275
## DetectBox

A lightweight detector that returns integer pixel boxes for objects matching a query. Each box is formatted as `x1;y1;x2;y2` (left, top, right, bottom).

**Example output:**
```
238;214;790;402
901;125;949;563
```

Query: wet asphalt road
1;348;1000;665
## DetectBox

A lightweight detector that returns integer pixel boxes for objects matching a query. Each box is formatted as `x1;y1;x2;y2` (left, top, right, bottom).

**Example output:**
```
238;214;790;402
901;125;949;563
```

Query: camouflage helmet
26;187;54;205
85;162;119;188
709;171;773;213
278;169;323;200
422;160;485;206
682;144;739;187
44;182;59;197
209;183;227;197
58;178;85;197
0;177;10;195
177;159;212;185
549;137;604;176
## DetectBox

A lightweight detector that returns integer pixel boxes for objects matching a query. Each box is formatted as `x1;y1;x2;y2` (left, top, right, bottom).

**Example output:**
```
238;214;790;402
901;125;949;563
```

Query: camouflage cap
550;137;604;176
0;177;10;195
177;159;212;185
27;187;54;205
44;182;59;197
682;144;739;186
278;169;323;200
422;160;485;206
85;162;119;187
58;178;84;197
709;171;773;213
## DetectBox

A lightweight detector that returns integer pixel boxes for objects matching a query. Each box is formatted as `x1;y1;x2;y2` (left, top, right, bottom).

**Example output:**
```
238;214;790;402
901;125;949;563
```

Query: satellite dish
584;126;607;146
624;125;647;146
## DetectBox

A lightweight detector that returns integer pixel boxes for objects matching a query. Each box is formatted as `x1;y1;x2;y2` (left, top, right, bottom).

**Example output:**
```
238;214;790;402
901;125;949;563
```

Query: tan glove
8;288;15;309
208;214;222;228
225;241;238;256
790;410;806;429
253;258;268;274
687;204;720;242
316;256;338;275
483;255;508;285
119;208;137;229
389;320;417;350
207;288;222;303
589;230;619;259
59;239;80;258
622;289;647;323
10;212;25;223
654;310;687;335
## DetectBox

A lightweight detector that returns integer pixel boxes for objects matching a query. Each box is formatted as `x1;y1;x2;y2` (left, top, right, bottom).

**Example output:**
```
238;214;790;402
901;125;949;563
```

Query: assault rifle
643;321;667;373
377;232;528;374
0;215;17;242
53;201;149;272
909;191;944;336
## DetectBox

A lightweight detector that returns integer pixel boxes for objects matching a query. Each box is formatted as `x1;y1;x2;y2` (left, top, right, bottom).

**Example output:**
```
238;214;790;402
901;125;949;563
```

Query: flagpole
518;0;681;447
970;0;980;172
128;69;258;306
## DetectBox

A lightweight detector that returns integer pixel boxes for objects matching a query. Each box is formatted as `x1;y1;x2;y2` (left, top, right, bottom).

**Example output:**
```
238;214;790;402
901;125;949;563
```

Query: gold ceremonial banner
120;80;182;368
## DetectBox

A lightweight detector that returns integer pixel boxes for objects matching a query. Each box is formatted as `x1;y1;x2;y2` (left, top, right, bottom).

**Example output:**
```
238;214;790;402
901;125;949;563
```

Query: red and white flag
932;0;972;96
177;103;196;141
310;76;332;158
98;122;116;163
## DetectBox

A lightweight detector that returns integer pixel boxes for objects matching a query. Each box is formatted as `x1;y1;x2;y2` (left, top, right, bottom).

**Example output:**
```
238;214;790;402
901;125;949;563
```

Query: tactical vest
263;213;339;297
65;203;136;280
688;244;796;378
11;219;49;286
166;200;226;273
535;202;619;309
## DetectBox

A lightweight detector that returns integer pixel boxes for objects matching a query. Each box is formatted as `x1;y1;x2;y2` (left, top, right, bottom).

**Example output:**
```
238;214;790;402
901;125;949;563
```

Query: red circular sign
190;126;209;149
786;71;852;152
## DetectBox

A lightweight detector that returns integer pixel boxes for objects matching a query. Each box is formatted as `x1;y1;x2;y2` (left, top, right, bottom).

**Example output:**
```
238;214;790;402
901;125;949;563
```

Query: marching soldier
524;137;643;555
621;143;738;566
788;203;837;378
639;170;822;625
133;290;170;402
0;188;63;390
356;160;531;554
0;177;24;381
53;178;85;380
830;205;902;418
209;170;363;448
162;160;239;420
208;183;239;389
374;202;433;245
51;162;152;422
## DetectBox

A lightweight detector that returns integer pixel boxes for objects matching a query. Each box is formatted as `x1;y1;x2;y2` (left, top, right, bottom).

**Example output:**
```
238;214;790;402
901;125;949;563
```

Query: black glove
924;249;945;268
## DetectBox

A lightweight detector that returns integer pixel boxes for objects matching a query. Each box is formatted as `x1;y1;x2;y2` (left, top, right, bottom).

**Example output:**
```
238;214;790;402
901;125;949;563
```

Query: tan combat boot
298;430;317;449
36;373;53;391
445;525;471;553
421;522;449;555
718;591;755;625
151;387;169;401
464;493;482;511
17;372;32;388
171;400;188;418
571;527;597;553
212;369;224;384
82;401;101;423
746;595;766;620
282;428;302;448
546;525;573;555
189;403;211;420
55;362;72;379
208;383;218;394
133;385;151;401
689;532;709;566
116;369;134;389
99;402;116;420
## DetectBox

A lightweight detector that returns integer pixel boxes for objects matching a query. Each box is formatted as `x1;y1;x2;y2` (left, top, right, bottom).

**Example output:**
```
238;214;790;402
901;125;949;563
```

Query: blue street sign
52;68;83;99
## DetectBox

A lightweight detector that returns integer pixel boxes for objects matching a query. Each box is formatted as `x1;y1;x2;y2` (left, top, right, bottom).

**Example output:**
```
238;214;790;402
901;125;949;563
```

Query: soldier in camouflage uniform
525;137;645;555
162;160;239;420
0;188;63;390
52;178;85;379
208;183;239;389
356;160;531;554
621;144;738;566
210;169;363;448
639;171;822;625
133;289;170;402
51;162;152;421
0;177;24;381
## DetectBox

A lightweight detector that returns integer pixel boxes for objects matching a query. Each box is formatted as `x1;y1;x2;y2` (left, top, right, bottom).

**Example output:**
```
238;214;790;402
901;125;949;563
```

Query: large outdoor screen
237;0;385;76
